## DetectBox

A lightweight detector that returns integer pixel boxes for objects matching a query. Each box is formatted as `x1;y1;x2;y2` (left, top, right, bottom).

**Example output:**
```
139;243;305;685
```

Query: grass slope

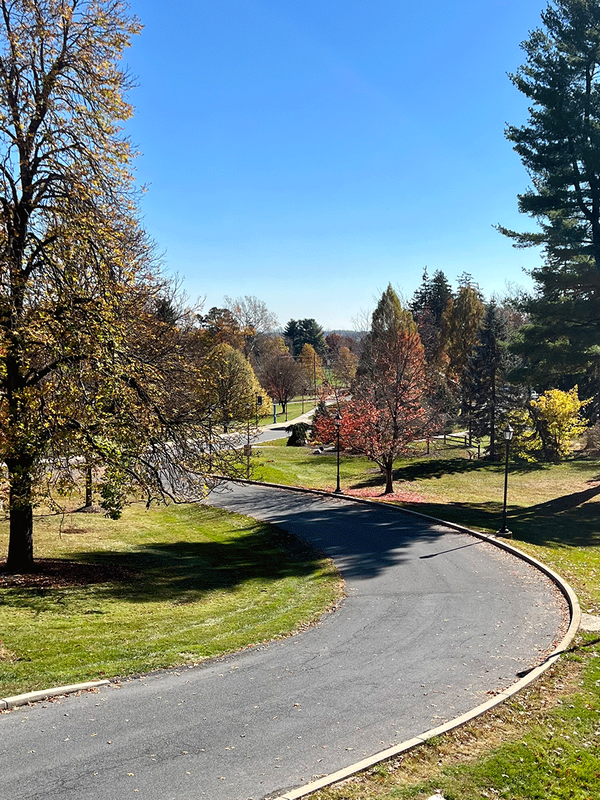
0;502;341;697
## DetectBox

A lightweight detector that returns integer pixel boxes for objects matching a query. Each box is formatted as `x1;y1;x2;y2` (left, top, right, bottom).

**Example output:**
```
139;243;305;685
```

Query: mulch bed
0;559;134;589
343;487;428;503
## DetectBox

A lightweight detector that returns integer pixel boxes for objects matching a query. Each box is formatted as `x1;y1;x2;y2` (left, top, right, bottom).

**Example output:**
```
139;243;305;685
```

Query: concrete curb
225;479;580;800
0;680;110;711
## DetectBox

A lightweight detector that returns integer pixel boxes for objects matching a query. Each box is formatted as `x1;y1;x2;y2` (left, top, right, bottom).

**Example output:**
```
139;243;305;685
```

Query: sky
123;0;548;330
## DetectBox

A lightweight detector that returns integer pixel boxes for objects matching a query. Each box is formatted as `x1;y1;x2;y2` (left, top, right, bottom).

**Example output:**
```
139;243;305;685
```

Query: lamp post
334;410;342;494
246;403;251;479
497;423;514;537
207;407;213;472
255;394;262;427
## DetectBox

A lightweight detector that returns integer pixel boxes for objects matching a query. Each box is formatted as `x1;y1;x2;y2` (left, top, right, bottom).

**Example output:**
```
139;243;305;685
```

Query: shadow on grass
62;524;329;604
404;479;600;549
352;457;550;491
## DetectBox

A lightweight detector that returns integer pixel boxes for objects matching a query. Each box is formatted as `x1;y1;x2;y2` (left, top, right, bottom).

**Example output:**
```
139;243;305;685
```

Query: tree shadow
61;523;331;604
202;488;458;584
403;477;600;549
352;457;548;491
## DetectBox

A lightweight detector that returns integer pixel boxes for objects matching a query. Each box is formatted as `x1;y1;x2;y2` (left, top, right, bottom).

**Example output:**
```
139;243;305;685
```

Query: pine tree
500;0;600;392
283;319;326;356
464;302;511;458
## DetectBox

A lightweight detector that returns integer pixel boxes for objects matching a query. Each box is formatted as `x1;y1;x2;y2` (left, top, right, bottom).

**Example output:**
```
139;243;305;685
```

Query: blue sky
124;0;547;330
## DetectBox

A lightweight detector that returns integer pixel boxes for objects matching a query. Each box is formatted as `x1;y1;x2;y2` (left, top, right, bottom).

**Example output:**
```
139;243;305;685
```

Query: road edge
0;680;111;711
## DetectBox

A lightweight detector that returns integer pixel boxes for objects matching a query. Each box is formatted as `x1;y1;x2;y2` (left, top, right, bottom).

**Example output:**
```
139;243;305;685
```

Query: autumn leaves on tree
0;1;250;573
313;285;431;494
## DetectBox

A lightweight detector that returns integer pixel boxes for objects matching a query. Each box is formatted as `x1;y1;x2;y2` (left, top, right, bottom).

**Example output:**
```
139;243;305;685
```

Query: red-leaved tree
341;285;430;493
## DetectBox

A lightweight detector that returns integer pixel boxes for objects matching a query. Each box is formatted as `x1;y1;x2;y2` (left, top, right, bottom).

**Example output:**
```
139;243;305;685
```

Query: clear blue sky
124;0;547;330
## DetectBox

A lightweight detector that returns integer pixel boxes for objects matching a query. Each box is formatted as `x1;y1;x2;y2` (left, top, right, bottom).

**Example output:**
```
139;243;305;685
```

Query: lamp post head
503;423;514;441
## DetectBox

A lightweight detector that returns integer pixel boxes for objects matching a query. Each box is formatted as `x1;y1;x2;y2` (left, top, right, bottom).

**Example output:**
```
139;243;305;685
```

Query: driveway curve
0;483;569;800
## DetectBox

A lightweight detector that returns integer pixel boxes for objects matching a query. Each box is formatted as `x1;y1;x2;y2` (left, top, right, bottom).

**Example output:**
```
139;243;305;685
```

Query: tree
440;280;485;385
0;0;145;571
410;268;452;328
463;301;512;458
286;422;311;447
500;0;600;391
332;346;358;387
258;351;303;413
201;343;264;432
284;318;326;357
223;295;278;359
0;2;244;573
348;285;429;494
196;307;244;351
506;387;589;461
410;269;452;364
299;343;324;393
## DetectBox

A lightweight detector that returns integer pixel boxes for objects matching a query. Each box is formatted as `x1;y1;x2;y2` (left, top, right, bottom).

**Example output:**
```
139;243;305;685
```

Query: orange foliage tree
313;286;431;494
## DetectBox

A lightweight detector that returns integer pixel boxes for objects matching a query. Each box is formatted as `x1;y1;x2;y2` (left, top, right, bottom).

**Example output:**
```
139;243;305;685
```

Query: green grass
0;502;341;697
256;397;318;426
252;441;600;799
254;443;374;489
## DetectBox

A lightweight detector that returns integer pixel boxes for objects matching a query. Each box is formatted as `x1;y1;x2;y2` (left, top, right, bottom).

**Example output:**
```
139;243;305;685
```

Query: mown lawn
0;502;342;697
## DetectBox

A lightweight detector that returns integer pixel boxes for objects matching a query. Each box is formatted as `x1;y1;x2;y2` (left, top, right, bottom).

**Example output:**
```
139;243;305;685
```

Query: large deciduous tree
223;294;278;360
348;285;429;494
500;0;600;392
258;350;303;413
201;343;264;432
0;1;236;573
0;0;145;571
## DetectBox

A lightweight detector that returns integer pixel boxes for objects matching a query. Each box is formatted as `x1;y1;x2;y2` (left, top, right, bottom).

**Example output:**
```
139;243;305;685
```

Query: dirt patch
0;559;134;589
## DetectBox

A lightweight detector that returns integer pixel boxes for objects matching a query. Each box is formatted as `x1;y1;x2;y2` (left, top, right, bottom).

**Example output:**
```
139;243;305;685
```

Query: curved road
0;484;567;800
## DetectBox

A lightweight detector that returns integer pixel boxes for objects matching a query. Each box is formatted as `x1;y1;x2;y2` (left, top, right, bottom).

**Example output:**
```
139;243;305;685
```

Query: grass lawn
252;440;600;800
0;502;342;698
256;397;318;426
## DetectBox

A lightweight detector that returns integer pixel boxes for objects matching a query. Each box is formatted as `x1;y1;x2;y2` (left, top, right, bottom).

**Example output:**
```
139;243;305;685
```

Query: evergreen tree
500;0;600;395
283;318;327;357
410;268;452;369
464;302;511;458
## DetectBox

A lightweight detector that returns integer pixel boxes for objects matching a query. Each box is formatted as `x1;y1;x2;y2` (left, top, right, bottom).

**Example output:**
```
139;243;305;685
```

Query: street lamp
334;410;342;494
207;406;214;472
497;423;514;537
246;403;251;479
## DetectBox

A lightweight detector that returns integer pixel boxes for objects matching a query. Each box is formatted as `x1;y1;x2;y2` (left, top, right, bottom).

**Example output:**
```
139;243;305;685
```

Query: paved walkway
0;484;568;800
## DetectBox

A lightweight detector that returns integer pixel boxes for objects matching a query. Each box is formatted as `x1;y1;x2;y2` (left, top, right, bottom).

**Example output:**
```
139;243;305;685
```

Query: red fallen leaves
342;487;428;503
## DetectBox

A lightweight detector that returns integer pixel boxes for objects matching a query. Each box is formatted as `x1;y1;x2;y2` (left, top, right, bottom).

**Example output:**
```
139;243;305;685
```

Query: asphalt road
0;484;567;800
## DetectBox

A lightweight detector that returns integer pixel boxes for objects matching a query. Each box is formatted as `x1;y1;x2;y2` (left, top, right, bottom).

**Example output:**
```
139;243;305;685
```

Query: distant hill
324;330;366;339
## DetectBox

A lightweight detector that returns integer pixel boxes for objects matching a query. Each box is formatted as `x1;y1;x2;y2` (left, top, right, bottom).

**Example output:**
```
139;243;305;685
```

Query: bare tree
223;295;279;359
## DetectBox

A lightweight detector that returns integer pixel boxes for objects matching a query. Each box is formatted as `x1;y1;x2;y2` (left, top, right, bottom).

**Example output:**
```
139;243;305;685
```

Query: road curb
228;479;580;800
0;680;110;711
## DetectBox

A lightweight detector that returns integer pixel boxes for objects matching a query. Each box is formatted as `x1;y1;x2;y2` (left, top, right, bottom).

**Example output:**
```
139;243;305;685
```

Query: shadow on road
203;488;455;583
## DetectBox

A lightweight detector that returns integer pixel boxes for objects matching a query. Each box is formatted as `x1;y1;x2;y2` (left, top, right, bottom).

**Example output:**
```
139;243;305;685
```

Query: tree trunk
6;461;35;573
489;368;497;461
384;462;394;494
85;465;93;507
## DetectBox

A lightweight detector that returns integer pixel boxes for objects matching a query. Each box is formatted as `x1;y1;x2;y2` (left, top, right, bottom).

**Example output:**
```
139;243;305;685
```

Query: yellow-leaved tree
505;387;590;462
